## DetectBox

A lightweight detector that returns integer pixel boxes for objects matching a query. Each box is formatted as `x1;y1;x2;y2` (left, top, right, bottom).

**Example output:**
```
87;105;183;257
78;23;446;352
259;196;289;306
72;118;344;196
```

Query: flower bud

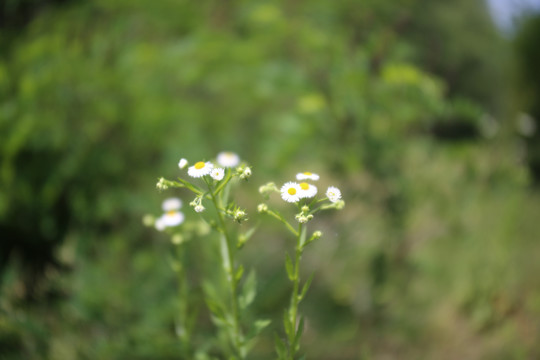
257;203;268;213
240;166;252;180
142;214;155;227
194;204;205;213
156;177;169;190
234;209;247;222
171;234;184;245
178;158;188;169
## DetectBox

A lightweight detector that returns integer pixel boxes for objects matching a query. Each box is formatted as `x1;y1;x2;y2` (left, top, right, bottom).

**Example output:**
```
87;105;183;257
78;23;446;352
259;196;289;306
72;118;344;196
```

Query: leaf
254;319;271;333
283;310;293;339
274;333;287;360
239;270;256;309
285;253;294;281
298;273;314;302
292;316;305;352
235;264;244;282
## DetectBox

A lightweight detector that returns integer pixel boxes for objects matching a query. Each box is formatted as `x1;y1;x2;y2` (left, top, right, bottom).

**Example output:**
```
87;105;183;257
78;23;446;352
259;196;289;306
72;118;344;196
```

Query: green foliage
1;0;538;359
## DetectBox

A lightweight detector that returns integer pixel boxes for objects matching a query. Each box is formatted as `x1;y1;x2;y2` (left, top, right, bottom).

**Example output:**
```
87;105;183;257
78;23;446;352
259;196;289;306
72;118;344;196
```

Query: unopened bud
171;234;184;245
257;203;268;213
234;209;247;222
142;214;155;227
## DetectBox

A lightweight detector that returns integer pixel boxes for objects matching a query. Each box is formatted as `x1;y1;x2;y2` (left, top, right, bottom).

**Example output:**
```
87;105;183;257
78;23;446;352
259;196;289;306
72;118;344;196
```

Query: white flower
188;161;213;178
194;204;205;213
326;186;342;203
298;182;317;198
162;197;182;211
210;167;225;181
280;182;302;203
161;211;185;227
296;172;320;181
156;199;185;231
217;151;240;167
178;158;188;169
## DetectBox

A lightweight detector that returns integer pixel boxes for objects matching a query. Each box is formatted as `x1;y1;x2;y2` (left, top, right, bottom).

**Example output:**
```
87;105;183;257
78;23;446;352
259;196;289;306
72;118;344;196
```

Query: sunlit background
2;0;540;358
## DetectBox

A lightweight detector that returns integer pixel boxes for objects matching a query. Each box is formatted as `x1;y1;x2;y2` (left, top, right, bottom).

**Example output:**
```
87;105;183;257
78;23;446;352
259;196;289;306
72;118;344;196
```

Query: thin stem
206;177;244;359
175;243;191;355
266;210;298;236
287;223;306;359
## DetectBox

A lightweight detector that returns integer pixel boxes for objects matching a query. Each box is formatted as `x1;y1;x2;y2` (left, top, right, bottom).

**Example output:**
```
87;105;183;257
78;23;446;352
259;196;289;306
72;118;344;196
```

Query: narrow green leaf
298;273;314;302
239;270;256;309
235;264;244;282
285;253;294;281
283;310;293;339
293;316;305;352
274;334;287;359
254;319;271;333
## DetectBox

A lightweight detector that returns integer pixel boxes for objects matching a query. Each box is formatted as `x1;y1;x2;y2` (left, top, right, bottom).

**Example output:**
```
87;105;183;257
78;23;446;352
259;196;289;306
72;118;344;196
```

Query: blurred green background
1;0;540;358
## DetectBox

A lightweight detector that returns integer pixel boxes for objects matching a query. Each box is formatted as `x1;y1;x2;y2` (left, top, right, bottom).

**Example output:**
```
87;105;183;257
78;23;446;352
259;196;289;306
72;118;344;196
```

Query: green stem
206;178;244;359
175;243;191;355
267;210;298;236
287;223;306;359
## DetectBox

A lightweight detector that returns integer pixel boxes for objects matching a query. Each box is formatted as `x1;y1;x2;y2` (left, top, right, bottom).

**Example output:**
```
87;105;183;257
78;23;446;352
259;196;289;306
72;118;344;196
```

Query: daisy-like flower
188;161;213;178
155;198;185;231
296;172;320;181
210;167;225;181
326;186;342;203
298;182;317;198
178;158;188;169
160;210;185;227
217;151;240;167
281;182;302;203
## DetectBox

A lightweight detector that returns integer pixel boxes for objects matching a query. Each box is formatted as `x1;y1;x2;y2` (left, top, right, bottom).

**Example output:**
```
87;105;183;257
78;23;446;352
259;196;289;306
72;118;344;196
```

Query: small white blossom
298;182;317;198
162;197;182;212
296;172;320;181
326;186;342;203
210;167;225;181
160;211;185;227
281;182;302;203
188;161;213;178
194;204;205;213
217;151;240;167
178;158;188;169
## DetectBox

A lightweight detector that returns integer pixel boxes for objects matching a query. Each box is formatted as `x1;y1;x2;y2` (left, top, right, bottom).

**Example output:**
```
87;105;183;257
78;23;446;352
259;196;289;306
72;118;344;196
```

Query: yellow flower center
287;187;297;195
194;161;205;169
303;172;312;175
167;210;177;216
300;182;309;190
